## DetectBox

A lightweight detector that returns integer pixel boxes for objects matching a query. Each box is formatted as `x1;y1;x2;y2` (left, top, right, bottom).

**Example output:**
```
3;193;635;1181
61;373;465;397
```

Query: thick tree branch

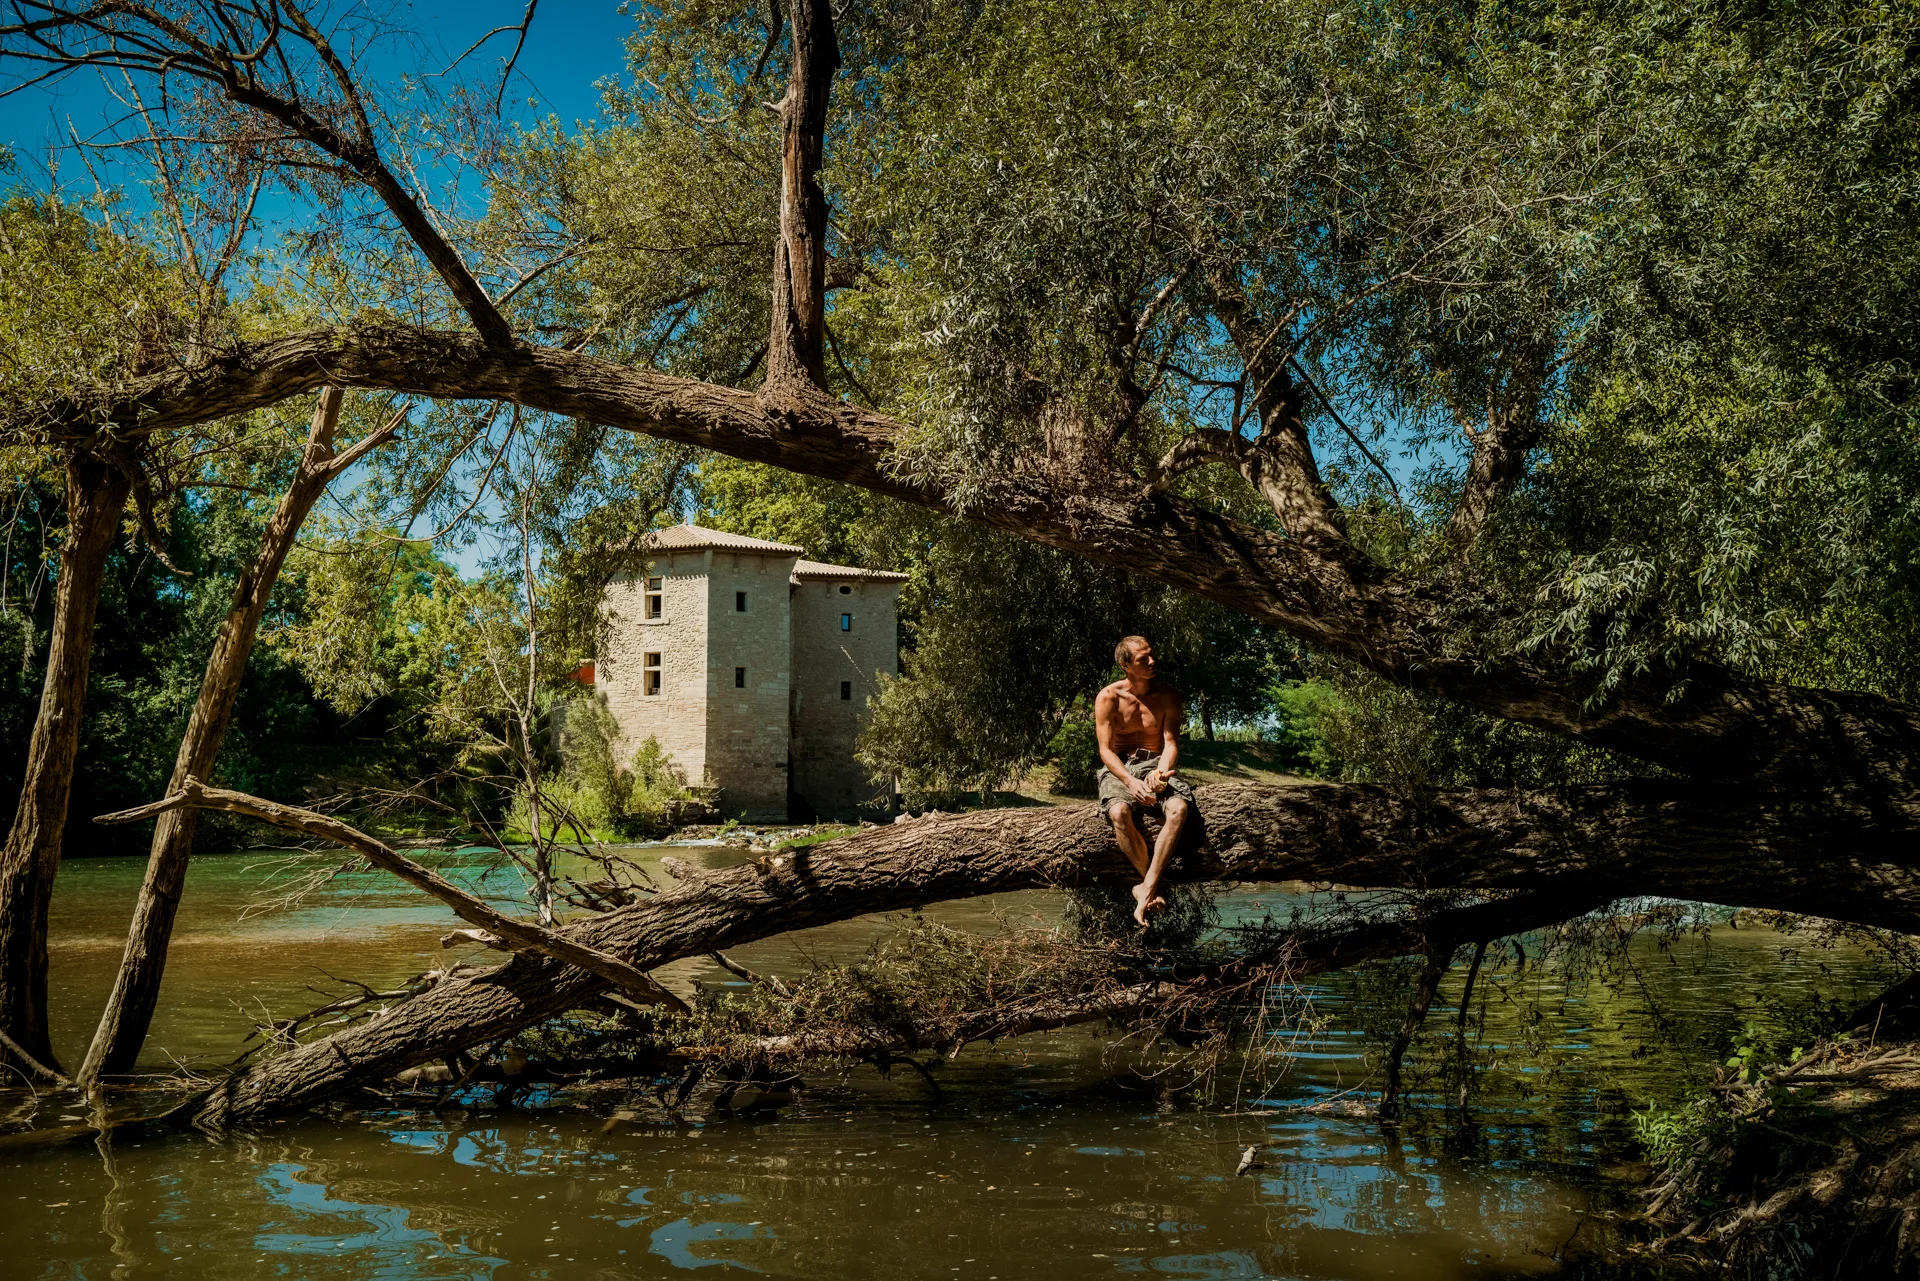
763;0;836;389
1446;350;1549;544
1207;277;1347;546
22;320;1920;797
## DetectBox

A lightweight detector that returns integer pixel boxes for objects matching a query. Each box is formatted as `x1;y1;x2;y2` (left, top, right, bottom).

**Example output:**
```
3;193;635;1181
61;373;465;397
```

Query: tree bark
0;450;130;1076
1377;945;1451;1121
163;778;1920;1126
78;389;398;1081
764;0;837;390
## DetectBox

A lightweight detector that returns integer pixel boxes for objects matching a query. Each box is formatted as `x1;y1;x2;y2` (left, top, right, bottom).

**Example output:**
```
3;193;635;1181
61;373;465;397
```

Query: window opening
644;576;663;619
736;590;748;612
840;680;853;701
838;584;852;595
840;613;852;632
643;652;662;697
735;666;746;689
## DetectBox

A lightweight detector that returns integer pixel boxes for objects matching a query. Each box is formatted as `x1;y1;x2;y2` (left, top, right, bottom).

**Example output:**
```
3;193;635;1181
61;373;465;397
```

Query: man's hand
1127;773;1159;804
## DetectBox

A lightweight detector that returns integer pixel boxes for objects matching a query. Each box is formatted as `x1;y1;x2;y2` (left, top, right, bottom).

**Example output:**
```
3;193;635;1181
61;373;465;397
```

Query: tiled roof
644;524;805;555
791;558;910;583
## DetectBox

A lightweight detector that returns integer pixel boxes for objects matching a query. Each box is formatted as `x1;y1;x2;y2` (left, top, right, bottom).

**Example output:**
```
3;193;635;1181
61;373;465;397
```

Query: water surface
4;845;1884;1279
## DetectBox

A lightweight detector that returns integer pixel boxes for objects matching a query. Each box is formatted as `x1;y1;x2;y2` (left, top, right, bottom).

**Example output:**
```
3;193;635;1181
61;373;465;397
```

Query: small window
840;613;852;632
735;666;746;689
838;584;852;596
735;590;748;613
643;652;662;697
840;680;853;701
644;576;663;619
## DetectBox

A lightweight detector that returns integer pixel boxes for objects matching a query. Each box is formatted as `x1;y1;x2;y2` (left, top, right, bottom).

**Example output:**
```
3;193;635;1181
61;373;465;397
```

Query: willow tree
2;0;1919;1115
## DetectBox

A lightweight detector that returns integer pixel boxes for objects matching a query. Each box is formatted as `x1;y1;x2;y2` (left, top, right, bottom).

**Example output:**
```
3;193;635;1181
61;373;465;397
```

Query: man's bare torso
1096;677;1180;753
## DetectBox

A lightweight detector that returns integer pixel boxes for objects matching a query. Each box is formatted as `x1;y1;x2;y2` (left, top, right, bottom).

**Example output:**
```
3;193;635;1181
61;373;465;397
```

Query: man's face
1123;643;1156;678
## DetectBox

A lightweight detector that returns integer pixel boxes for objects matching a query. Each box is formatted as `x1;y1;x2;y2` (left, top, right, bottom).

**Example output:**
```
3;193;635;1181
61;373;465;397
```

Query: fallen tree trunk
80;388;401;1082
31;322;1920;798
171;778;1920;1126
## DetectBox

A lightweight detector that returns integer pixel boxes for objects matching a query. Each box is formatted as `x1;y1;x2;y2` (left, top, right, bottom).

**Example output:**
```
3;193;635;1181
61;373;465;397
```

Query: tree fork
79;389;402;1082
0;449;133;1077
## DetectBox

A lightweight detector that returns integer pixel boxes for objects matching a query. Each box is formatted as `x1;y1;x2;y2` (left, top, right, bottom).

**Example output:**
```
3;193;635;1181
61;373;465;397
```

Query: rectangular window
735;666;746;689
644;576;663;619
736;590;748;613
840;613;852;632
840;680;852;701
643;652;662;697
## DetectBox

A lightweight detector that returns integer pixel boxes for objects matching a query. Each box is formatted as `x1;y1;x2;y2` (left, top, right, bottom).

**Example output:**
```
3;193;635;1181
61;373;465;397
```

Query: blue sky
1;1;636;158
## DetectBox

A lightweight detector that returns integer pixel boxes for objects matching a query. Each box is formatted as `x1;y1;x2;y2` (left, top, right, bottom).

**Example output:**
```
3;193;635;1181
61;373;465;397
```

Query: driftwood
95;778;690;1014
134;775;1920;1128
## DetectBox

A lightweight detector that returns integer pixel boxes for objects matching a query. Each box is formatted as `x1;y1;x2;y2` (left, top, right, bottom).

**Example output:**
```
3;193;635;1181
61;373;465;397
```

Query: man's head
1115;635;1155;679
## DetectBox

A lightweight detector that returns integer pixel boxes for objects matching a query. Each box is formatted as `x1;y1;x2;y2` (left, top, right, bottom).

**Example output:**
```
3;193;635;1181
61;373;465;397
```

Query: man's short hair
1115;635;1149;666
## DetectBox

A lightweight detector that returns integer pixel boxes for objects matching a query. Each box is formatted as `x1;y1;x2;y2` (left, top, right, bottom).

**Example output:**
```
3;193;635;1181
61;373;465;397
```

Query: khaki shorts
1098;751;1196;811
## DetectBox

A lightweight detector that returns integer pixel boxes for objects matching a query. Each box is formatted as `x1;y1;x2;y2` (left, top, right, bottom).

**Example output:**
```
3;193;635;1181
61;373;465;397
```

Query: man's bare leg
1108;802;1151;878
1134;795;1190;925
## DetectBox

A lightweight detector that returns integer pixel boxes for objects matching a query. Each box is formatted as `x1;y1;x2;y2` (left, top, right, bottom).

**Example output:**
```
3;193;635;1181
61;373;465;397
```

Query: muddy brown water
1;841;1887;1279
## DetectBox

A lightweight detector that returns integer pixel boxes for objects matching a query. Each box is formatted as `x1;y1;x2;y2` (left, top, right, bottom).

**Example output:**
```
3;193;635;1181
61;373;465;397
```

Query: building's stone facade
597;525;904;820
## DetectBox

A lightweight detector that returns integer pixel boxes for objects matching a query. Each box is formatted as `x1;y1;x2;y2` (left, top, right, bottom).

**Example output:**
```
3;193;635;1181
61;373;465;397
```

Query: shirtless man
1094;635;1195;926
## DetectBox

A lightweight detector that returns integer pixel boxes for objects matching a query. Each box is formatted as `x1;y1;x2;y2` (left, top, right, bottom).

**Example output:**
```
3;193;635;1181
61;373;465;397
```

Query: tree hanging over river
2;0;1920;1207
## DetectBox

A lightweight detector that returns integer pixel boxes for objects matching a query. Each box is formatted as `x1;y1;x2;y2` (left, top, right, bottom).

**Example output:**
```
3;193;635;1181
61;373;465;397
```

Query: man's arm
1156;686;1182;776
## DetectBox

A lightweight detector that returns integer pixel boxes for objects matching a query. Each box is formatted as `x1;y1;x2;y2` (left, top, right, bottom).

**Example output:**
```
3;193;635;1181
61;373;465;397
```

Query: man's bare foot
1132;883;1167;926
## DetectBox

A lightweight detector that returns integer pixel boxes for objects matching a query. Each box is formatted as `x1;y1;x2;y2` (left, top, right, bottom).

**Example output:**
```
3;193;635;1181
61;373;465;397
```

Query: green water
1;845;1885;1279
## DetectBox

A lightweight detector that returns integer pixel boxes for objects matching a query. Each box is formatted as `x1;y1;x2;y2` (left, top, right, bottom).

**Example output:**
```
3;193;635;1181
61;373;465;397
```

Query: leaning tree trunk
163;777;1920;1126
0;450;131;1077
78;389;395;1081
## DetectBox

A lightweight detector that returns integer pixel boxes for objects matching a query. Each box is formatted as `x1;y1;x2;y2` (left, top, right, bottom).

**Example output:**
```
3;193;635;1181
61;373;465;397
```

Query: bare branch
96;776;690;1012
0;1;516;348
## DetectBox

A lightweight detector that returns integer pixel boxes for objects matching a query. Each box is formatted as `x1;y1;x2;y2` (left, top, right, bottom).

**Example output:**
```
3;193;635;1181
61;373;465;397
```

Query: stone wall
598;549;712;790
790;576;901;815
701;553;796;820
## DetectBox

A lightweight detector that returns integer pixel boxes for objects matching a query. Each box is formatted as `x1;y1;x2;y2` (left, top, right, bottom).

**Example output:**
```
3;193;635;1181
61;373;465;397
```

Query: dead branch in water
96;777;689;1014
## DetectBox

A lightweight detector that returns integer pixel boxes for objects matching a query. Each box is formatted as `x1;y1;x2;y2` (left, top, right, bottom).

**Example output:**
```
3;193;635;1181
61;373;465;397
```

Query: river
1;842;1887;1279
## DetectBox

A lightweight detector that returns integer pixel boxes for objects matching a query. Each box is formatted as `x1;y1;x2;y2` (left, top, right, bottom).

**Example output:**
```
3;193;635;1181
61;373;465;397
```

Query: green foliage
552;699;691;840
1634;1092;1737;1177
1269;669;1631;790
0;193;211;433
1045;713;1101;797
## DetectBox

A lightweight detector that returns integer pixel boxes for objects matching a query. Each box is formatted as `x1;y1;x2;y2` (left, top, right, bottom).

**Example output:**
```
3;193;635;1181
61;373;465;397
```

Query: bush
551;697;690;839
1045;712;1101;795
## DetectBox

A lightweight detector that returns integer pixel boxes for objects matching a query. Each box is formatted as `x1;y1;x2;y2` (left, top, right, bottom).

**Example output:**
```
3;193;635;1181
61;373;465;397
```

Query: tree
1;0;1919;1128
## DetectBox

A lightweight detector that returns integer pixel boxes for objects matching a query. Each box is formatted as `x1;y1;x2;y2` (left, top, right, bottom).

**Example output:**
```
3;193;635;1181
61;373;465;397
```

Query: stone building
594;524;907;820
